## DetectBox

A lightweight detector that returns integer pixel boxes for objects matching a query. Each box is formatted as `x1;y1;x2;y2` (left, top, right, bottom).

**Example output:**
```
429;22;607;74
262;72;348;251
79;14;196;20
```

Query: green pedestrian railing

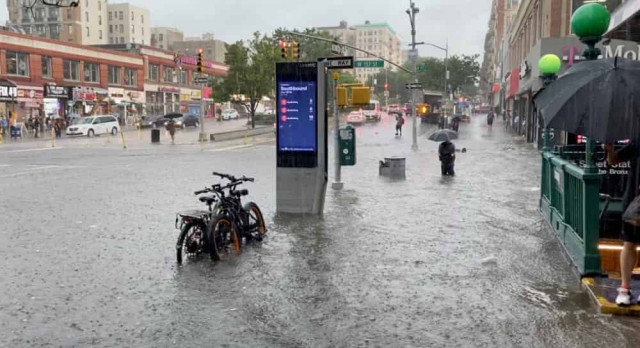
540;149;603;276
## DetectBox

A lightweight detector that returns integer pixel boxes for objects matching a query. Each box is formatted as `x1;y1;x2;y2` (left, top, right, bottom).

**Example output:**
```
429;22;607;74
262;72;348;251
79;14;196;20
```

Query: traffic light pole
332;72;343;190
407;1;420;151
199;80;206;142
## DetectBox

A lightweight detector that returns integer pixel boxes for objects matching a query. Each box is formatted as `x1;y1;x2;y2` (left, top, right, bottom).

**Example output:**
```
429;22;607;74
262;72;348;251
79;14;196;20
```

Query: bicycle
207;172;266;261
175;187;220;264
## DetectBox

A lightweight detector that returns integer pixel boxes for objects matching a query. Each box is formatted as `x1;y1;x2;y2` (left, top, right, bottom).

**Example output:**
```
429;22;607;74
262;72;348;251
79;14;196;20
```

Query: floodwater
1;114;639;347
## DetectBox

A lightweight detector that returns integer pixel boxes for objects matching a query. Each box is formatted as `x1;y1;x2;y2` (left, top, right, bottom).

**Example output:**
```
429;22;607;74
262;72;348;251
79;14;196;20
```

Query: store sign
0;86;17;99
44;85;70;99
73;89;97;101
109;88;125;98
180;94;191;102
158;86;180;93
17;88;44;103
190;90;202;99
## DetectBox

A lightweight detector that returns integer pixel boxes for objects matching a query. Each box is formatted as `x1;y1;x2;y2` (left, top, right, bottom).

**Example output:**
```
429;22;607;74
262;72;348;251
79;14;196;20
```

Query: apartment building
316;20;357;56
172;33;227;63
150;27;184;51
5;0;108;44
353;21;402;82
107;2;150;45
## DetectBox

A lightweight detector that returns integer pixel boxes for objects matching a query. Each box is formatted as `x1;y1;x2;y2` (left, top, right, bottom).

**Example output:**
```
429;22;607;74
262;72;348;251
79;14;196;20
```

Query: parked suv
66;115;120;137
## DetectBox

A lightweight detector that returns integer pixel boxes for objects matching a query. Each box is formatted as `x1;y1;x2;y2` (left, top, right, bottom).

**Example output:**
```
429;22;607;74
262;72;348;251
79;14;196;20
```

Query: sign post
195;75;209;144
332;72;343;190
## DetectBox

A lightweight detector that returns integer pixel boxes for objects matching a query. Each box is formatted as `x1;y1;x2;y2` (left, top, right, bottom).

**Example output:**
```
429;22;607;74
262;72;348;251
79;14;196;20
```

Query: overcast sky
0;0;491;58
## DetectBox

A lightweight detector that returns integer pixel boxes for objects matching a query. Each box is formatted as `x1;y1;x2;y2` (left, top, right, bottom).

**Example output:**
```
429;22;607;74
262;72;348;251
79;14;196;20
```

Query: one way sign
405;83;422;89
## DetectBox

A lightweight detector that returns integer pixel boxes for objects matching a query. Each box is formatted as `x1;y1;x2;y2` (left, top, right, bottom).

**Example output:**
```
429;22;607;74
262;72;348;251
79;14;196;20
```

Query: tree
273;27;335;61
217;32;279;128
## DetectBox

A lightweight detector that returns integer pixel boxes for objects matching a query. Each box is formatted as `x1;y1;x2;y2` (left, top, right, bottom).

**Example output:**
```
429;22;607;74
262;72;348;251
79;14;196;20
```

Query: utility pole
407;1;420;151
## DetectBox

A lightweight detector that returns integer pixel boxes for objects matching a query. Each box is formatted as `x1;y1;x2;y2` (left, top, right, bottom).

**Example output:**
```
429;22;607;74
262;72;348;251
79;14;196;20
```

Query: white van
66;115;120;137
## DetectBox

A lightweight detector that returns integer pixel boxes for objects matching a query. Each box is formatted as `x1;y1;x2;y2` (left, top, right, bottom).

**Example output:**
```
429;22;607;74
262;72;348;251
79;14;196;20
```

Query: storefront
108;87;145;124
70;86;108;115
0;79;17;119
43;84;71;119
16;85;44;120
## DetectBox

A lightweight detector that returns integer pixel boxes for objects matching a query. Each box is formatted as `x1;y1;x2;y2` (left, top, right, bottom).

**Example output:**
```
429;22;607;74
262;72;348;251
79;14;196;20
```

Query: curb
582;277;640;316
209;126;275;142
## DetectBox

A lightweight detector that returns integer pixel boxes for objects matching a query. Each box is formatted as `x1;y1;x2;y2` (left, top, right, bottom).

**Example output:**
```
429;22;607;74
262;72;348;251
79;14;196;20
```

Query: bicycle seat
232;189;249;197
199;196;217;205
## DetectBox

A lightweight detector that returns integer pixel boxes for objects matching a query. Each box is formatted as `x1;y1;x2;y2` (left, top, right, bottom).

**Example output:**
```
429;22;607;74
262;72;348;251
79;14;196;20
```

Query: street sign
326;56;354;69
194;77;210;84
331;43;345;55
354;60;384;68
417;65;428;72
405;83;422;89
408;49;418;62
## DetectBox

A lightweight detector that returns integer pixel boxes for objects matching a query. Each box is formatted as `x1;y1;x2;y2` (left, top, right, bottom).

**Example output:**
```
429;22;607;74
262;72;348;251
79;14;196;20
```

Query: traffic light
280;40;289;59
384;83;388;90
291;41;300;60
197;49;204;73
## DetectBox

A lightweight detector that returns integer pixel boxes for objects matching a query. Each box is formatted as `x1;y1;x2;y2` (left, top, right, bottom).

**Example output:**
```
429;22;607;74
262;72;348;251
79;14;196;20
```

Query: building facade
106;2;150;45
150;27;184;51
172;34;227;64
6;0;108;44
316;20;357;56
0;29;228;122
353;21;402;82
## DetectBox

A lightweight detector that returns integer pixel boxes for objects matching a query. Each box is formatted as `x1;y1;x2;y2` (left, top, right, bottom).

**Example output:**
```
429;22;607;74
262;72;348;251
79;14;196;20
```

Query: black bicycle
175;188;219;264
207;172;266;261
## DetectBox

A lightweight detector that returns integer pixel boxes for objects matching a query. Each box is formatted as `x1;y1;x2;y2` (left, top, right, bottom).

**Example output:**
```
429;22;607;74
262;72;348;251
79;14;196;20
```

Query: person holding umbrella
429;129;459;176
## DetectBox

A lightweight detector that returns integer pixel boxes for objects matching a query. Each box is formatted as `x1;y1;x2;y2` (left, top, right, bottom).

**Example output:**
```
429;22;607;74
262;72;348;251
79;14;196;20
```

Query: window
148;64;159;81
142;39;145;45
66;9;72;20
41;56;52;78
109;37;114;44
86;26;89;38
108;66;121;84
63;60;80;81
6;51;29;76
159;33;164;41
131;11;134;20
68;24;72;34
99;30;102;40
141;14;144;24
109;25;112;34
85;0;88;7
35;7;45;21
48;7;59;20
84;62;100;83
108;12;112;21
98;15;102;25
141;27;144;35
119;24;123;34
180;70;187;85
98;1;102;11
131;24;135;34
124;68;137;86
164;67;174;83
85;12;88;22
119;11;123;20
49;24;60;39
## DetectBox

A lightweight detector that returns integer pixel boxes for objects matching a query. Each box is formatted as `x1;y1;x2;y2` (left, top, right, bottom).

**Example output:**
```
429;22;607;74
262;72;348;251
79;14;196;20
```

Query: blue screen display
277;81;317;152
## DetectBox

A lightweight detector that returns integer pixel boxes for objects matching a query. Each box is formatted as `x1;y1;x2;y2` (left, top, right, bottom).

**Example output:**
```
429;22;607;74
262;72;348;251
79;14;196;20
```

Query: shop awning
0;79;17;102
607;1;640;41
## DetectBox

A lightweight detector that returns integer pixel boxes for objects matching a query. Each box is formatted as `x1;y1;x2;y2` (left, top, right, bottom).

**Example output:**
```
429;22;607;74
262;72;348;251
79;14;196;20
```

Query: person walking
395;114;404;136
606;143;640;306
33;116;40;138
166;118;176;144
439;140;456;176
487;110;495;128
0;115;7;136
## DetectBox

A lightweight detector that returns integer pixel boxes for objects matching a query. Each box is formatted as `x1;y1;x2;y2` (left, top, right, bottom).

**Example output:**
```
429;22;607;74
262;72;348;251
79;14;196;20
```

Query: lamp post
423;42;448;127
406;1;420;151
570;3;611;173
538;54;561;152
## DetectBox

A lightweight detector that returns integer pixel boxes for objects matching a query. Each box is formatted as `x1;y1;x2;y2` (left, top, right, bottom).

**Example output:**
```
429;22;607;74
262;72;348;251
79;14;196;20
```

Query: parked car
388;104;404;116
178;114;200;128
138;115;165;128
346;110;366;125
66;115;120;137
221;109;239;120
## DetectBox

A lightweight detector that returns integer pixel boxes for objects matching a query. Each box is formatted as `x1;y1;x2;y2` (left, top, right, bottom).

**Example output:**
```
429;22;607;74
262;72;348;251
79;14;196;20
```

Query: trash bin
379;156;406;179
151;129;160;143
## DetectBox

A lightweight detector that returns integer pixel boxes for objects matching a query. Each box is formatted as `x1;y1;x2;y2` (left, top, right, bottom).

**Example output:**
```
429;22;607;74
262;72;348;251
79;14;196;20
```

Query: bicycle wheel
176;221;206;264
243;202;266;239
208;216;240;261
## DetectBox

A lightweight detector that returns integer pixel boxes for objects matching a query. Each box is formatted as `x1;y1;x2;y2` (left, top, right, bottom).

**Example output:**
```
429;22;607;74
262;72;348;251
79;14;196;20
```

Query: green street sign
354;60;384;68
417;65;428;72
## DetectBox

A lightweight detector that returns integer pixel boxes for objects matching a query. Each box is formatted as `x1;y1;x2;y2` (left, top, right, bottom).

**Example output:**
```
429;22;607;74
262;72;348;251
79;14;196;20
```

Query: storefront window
148;64;159;81
41;56;52;78
6;51;29;77
84;62;100;83
108;66;121;85
164;67;174;83
63;59;79;81
180;70;187;85
124;68;137;86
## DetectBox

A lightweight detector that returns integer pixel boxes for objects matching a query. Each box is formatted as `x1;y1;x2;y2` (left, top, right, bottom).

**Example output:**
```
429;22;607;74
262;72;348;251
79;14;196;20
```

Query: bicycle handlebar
213;172;254;183
194;188;210;195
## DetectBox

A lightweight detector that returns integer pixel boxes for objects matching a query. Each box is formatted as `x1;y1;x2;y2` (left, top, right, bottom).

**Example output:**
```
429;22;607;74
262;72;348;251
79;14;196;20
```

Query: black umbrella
428;129;458;142
534;57;640;143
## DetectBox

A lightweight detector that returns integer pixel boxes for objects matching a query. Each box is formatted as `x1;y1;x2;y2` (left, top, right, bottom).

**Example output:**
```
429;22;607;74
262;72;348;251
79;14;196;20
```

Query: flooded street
2;115;640;347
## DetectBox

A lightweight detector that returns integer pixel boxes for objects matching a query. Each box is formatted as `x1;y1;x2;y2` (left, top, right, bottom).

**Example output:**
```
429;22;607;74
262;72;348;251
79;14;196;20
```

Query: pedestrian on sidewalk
605;142;640;306
395;114;404;136
487;109;495;128
439;140;456;176
166;119;176;144
53;119;62;138
0;116;6;136
33;116;40;138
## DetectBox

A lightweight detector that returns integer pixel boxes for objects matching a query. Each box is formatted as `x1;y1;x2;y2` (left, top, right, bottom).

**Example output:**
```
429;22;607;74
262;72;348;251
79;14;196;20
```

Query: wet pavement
1;114;640;347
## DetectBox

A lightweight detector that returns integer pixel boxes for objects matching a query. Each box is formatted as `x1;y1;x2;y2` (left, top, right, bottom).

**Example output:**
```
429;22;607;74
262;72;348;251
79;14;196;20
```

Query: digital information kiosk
275;62;328;214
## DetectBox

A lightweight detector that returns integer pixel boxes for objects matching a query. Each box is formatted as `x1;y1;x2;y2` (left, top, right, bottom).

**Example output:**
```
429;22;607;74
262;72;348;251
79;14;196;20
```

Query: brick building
0;29;228;122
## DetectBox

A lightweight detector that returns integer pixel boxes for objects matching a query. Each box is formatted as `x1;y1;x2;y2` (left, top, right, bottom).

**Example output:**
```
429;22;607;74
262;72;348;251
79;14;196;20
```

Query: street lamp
423;41;449;127
538;54;561;152
406;0;420;150
570;3;610;172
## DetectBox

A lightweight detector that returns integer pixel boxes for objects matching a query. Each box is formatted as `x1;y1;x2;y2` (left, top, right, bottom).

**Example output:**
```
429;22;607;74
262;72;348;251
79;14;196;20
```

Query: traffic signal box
351;87;370;105
280;40;288;59
337;87;347;107
197;49;204;73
